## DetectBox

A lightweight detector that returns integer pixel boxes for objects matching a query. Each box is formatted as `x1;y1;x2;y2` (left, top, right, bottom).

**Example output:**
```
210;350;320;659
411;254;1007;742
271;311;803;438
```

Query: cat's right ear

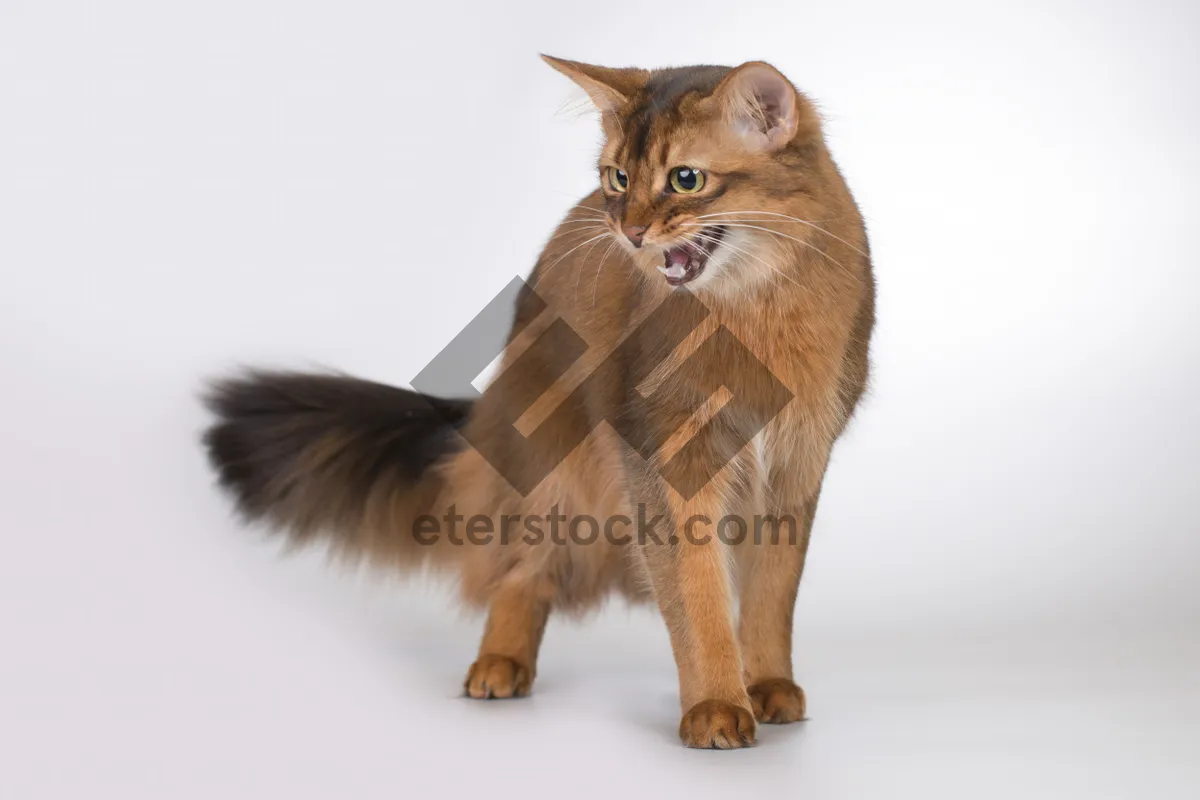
541;55;648;112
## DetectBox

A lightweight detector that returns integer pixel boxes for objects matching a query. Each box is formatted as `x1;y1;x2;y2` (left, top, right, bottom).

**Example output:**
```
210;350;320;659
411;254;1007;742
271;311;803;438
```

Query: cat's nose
622;224;648;248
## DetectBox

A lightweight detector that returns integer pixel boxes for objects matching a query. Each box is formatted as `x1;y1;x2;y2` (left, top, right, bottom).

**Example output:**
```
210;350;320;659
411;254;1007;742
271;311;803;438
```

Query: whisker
564;214;609;224
535;232;612;286
689;230;801;289
556;219;610;230
544;225;607;245
549;196;610;218
684;222;851;276
694;211;868;258
552;194;607;210
574;233;611;299
591;238;620;309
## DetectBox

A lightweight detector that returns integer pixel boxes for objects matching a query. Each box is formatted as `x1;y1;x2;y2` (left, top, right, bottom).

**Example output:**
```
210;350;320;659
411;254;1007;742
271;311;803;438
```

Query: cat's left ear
541;55;648;112
714;62;801;151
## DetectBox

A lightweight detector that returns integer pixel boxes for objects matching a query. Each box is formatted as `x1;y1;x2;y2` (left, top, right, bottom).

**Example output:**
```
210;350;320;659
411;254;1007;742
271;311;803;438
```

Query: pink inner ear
756;85;791;124
726;65;799;150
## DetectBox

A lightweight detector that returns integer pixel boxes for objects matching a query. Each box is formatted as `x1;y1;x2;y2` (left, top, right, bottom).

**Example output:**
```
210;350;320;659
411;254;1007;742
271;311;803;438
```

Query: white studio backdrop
1;1;1197;798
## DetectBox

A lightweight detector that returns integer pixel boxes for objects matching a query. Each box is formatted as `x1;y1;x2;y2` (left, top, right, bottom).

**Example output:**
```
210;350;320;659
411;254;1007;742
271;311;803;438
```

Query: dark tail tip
201;370;471;536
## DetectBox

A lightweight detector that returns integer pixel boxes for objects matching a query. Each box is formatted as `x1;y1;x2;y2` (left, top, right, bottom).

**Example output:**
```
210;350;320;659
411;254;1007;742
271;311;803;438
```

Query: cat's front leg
736;499;816;724
736;464;825;724
639;475;756;749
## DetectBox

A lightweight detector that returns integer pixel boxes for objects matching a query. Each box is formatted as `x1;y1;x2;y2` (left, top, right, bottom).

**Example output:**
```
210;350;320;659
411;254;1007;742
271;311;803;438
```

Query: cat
203;56;875;749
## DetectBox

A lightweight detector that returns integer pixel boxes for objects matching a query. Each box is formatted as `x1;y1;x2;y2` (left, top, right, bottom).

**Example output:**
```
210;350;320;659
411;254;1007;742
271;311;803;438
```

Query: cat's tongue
663;246;693;279
656;226;726;287
659;242;701;285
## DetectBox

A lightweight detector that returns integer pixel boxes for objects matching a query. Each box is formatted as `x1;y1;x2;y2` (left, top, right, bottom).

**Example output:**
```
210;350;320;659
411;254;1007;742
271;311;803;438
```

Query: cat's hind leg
463;581;550;699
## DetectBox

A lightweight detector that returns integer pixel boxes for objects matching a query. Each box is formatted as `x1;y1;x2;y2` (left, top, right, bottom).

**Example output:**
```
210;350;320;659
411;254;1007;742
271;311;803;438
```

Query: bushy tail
202;370;471;566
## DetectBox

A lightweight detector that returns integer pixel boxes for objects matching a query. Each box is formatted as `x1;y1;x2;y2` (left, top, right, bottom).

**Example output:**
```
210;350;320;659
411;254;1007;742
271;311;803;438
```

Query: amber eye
605;167;628;193
669;166;705;194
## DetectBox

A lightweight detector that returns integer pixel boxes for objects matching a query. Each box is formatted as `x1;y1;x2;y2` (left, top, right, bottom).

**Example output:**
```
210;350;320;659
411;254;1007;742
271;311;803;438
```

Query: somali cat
203;56;874;749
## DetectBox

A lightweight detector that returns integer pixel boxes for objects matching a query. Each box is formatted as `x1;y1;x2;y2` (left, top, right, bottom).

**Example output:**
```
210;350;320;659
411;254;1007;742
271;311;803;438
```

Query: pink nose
622;224;648;247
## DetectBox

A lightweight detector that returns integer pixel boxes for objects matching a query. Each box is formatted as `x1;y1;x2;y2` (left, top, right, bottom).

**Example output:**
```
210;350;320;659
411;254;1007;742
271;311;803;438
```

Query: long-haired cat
203;56;875;749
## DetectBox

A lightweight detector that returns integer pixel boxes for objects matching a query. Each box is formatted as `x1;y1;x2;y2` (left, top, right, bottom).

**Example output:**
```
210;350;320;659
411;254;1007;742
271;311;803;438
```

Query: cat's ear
541;55;648;112
714;62;801;151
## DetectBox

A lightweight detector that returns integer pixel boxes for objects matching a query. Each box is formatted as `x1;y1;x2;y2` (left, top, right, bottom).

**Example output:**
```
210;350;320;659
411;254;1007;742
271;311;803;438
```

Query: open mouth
657;226;727;287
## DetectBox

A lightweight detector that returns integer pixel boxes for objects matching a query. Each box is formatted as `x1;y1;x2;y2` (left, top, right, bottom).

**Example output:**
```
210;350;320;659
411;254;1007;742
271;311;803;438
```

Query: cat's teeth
659;264;687;279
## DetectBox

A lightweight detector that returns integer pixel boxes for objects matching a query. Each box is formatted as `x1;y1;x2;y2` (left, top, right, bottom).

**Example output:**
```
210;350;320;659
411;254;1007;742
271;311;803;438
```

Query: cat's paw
747;678;806;724
678;699;757;749
463;654;532;699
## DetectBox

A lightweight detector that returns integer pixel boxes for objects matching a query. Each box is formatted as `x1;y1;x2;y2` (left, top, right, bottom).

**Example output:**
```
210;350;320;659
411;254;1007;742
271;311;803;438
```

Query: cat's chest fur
622;290;852;506
716;301;853;502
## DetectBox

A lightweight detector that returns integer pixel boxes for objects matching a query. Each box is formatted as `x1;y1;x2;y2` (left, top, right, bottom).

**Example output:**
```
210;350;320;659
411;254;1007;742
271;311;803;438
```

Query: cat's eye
605;167;628;193
669;166;705;194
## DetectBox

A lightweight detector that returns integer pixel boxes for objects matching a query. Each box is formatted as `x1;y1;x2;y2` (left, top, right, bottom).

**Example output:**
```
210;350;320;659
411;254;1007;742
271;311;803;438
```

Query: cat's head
545;56;833;295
